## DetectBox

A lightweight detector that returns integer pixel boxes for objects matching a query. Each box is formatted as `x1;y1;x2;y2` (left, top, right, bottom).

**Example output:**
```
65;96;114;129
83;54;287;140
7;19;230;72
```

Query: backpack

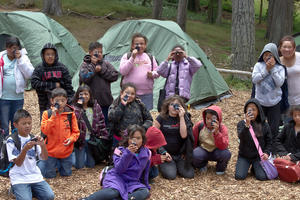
99;147;151;186
0;130;36;177
41;109;72;143
251;65;289;114
120;52;155;87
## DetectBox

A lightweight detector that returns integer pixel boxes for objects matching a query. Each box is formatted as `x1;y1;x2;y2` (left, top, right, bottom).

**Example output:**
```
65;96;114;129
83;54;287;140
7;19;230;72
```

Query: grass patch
224;74;252;91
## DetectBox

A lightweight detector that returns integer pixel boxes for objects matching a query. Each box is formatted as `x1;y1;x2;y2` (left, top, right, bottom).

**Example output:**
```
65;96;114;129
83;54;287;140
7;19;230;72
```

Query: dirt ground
1;89;300;200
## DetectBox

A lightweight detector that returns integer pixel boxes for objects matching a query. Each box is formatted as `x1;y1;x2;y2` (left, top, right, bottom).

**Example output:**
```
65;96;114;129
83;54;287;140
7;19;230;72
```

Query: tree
231;0;255;71
177;0;188;31
188;0;200;12
14;0;34;8
216;0;222;24
266;0;293;44
42;0;63;16
152;0;163;19
258;0;263;24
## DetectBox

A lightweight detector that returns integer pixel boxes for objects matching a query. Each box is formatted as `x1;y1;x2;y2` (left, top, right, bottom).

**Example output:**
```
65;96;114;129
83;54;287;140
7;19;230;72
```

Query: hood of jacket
202;105;223;127
145;126;167;149
243;98;266;124
41;43;59;67
258;43;281;64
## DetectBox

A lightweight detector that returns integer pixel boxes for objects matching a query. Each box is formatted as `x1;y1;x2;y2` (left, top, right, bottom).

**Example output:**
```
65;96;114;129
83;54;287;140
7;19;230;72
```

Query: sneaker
216;171;225;175
199;166;207;173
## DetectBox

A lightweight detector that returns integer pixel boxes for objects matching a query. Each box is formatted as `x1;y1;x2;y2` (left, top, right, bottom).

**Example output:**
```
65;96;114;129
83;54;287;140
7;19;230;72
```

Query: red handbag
274;158;300;183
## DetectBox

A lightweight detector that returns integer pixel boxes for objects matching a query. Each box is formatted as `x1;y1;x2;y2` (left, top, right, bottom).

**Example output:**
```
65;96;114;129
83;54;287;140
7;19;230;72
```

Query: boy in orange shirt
38;88;79;178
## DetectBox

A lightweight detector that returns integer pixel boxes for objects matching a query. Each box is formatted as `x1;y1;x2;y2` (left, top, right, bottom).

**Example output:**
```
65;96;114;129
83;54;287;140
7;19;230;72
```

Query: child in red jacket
192;105;231;175
145;126;171;182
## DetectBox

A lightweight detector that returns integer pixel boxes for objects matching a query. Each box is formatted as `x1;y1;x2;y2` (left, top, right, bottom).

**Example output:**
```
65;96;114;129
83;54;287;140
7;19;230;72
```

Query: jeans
159;155;194;180
12;181;54;200
85;187;149;200
0;99;24;137
74;141;95;169
38;155;73;178
235;155;267;181
193;147;231;172
149;166;159;180
137;93;153;111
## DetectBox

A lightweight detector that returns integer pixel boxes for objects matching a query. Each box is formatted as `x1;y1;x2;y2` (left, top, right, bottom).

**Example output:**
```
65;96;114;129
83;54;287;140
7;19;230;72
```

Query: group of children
1;33;300;200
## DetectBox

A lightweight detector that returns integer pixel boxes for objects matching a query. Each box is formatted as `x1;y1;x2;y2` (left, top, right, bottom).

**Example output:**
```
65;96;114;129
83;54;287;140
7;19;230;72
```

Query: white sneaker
216;171;225;175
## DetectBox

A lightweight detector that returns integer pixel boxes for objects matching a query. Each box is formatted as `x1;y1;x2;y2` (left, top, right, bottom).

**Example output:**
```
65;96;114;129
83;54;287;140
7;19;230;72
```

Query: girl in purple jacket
73;85;109;169
83;125;151;200
157;45;202;103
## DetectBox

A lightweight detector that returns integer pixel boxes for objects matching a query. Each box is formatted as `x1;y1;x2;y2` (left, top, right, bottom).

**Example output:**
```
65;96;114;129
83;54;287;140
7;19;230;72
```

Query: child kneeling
7;109;54;200
192;105;231;175
38;88;80;178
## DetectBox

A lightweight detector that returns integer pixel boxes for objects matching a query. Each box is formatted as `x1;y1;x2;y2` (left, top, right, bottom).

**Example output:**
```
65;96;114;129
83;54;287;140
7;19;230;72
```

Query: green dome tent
0;11;85;87
96;19;229;108
293;32;300;52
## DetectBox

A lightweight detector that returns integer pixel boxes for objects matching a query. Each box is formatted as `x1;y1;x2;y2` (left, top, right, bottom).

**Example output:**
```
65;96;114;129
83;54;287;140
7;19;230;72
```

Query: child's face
280;41;295;59
168;100;181;117
6;45;19;59
129;131;143;149
43;49;56;65
246;103;258;120
172;47;184;62
13;117;32;136
131;37;146;53
90;47;103;60
262;52;275;64
51;96;67;112
79;89;90;105
205;113;218;129
293;110;300;125
121;87;136;103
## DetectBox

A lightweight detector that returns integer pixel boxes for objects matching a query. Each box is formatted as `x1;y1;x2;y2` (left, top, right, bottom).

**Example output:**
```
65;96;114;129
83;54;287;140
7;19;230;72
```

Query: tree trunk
152;0;163;19
258;0;263;24
14;0;34;8
231;0;255;71
208;0;214;23
42;0;63;16
265;0;293;44
216;0;222;24
188;0;199;12
177;0;188;31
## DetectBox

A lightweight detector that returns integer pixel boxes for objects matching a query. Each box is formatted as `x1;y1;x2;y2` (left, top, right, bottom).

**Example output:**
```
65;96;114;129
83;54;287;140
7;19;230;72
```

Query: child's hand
178;106;185;118
128;143;138;153
262;153;269;160
211;119;219;133
132;49;138;59
95;65;101;72
160;154;167;163
147;71;153;79
167;51;175;61
165;152;172;162
14;49;21;59
24;141;35;151
91;55;98;65
266;57;276;71
63;138;71;146
35;136;45;146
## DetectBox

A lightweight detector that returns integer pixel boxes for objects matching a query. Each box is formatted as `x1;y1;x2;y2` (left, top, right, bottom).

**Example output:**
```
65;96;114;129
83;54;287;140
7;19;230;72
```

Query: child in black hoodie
31;43;74;117
235;98;272;181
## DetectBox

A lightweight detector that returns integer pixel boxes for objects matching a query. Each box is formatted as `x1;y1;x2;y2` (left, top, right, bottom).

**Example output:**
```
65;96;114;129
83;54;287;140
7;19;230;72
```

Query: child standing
6;109;54;200
235;99;272;181
79;42;118;124
0;36;34;137
192;105;231;175
73;85;109;169
39;88;79;178
276;105;300;162
119;33;159;110
31;43;74;118
82;125;151;200
252;43;285;153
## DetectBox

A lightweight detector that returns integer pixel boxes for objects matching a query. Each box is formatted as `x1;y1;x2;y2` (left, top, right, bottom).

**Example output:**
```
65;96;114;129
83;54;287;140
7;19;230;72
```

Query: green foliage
224;75;252;91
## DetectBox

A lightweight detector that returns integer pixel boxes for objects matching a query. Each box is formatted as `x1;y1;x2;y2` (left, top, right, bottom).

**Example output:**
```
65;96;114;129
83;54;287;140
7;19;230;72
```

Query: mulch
0;89;299;200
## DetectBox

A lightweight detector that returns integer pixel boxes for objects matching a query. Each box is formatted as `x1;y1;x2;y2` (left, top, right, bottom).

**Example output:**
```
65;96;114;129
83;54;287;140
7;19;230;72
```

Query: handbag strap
82;110;93;134
175;62;180;95
163;63;172;89
249;124;264;159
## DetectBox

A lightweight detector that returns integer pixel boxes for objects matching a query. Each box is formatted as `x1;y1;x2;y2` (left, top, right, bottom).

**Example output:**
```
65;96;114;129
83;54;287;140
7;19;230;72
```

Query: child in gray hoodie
252;43;285;154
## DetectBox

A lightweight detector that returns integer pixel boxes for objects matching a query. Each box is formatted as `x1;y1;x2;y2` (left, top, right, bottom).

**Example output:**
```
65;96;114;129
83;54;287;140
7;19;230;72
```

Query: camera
94;50;99;58
131;138;137;146
247;108;253;117
78;94;84;104
30;137;38;142
12;49;16;57
211;115;217;126
135;45;140;51
157;147;167;155
123;94;129;102
173;103;180;110
54;102;60;109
